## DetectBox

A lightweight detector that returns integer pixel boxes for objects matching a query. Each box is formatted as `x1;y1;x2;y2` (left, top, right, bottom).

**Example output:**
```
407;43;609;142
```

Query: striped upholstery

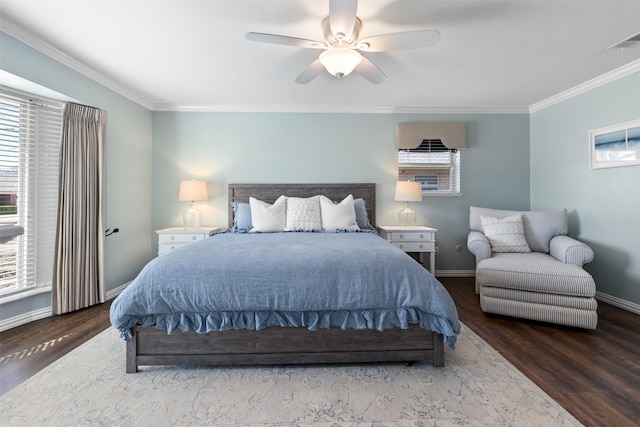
477;253;596;297
481;287;598;311
549;235;594;266
477;253;598;329
480;296;598;329
470;206;568;253
469;207;598;329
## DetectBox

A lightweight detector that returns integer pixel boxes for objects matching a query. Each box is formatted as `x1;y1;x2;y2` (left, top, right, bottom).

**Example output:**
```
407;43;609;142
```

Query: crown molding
153;103;530;114
529;59;640;113
392;106;530;115
152;104;396;114
0;19;153;110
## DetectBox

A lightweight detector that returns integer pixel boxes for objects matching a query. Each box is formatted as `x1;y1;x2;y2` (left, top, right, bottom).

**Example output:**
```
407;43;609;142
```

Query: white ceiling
1;0;639;113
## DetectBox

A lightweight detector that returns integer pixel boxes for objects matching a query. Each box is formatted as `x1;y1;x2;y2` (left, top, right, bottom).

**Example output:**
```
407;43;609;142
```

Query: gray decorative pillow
354;198;374;230
480;214;531;253
285;196;322;232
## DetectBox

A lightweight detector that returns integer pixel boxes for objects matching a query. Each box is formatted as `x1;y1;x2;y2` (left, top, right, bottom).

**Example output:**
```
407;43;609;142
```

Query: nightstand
156;227;222;256
378;225;437;275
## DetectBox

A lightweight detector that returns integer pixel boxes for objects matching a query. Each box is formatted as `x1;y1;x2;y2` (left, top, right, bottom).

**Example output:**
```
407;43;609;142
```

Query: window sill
0;287;51;305
423;192;464;197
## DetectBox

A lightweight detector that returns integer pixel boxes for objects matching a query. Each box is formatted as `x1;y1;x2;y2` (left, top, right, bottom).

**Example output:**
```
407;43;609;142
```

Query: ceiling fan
245;0;441;84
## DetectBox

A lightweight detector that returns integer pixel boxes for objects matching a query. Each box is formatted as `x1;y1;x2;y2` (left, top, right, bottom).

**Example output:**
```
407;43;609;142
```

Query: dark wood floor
1;277;639;426
0;298;113;396
442;278;640;427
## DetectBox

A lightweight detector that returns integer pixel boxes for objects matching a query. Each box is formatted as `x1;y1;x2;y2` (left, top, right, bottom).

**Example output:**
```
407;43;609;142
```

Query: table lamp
394;181;422;226
178;179;208;229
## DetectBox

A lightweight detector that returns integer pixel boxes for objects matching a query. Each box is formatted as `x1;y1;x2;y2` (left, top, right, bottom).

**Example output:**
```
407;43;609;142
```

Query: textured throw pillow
319;194;359;231
249;195;286;232
285;196;322;232
480;214;531;253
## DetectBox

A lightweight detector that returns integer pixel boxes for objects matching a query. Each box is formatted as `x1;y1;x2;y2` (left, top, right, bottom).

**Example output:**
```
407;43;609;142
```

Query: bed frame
126;183;445;373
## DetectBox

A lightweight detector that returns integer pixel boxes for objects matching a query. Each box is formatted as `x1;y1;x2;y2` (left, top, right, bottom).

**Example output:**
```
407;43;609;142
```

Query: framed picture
589;119;640;169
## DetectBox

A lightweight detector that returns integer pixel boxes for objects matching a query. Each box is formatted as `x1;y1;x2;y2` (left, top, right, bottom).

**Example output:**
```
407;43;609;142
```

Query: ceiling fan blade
355;57;387;84
295;59;326;84
246;32;325;49
358;30;441;52
329;0;358;40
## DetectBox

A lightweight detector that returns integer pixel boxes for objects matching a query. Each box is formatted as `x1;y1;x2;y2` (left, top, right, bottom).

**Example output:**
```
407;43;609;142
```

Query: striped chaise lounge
467;206;597;329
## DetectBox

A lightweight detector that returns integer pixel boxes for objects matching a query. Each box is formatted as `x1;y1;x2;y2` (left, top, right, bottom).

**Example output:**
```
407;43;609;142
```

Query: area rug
1;323;582;426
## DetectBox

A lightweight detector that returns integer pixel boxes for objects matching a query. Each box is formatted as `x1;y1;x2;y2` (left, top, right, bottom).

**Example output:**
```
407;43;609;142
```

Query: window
414;174;440;191
398;139;461;194
0;89;63;296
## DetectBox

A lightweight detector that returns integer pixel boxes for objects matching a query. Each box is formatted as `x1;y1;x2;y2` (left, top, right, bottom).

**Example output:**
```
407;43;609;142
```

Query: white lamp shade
394;181;422;202
319;48;362;77
179;180;208;201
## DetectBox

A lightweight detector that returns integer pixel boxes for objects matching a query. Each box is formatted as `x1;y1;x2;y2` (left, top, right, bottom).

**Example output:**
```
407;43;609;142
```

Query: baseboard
0;281;132;332
106;281;131;300
596;291;640;315
435;270;476;278
0;307;51;333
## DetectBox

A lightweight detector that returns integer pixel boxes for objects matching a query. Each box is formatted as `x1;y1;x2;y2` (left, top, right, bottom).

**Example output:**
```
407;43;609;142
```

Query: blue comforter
110;232;460;349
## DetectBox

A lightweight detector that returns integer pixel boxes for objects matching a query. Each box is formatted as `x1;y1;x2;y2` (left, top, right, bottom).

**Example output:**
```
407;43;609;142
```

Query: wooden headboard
228;183;376;228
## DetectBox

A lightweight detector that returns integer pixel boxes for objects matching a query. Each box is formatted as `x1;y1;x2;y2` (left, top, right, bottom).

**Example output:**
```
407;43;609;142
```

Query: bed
110;183;460;373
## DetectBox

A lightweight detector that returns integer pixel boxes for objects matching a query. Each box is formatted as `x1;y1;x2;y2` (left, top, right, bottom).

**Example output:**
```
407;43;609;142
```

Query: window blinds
398;139;461;194
0;89;63;294
396;122;465;194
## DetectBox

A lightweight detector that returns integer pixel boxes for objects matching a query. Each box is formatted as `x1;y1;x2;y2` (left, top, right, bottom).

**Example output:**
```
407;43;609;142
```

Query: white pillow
249;195;286;232
319;194;359;231
480;214;531;253
285;196;322;232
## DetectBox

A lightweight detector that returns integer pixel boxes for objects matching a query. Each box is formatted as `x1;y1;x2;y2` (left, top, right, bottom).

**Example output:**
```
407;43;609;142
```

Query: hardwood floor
1;277;639;427
442;277;640;427
0;299;112;396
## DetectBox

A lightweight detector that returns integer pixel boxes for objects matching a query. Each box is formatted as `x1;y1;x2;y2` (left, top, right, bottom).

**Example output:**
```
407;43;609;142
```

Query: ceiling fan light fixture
319;48;362;78
247;0;440;84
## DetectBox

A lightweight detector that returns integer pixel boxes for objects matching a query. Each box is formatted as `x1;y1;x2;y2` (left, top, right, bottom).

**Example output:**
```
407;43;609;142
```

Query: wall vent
608;31;640;50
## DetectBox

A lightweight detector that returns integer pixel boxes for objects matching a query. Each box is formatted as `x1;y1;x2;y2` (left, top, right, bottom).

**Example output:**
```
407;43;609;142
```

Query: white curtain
52;103;106;315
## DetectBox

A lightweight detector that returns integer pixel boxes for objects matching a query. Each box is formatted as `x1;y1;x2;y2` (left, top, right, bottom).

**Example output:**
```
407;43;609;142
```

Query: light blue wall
152;112;530;272
530;72;640;305
0;32;153;322
0;29;531;325
3;25;637;326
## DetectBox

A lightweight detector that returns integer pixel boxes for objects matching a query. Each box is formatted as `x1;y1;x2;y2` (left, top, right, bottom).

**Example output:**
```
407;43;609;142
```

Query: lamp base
399;204;417;226
183;202;202;230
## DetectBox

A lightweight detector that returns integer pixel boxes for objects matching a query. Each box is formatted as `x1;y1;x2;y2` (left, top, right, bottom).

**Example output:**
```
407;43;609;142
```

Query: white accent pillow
285;196;322;232
480;214;531;253
319;194;359;231
249;195;286;232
